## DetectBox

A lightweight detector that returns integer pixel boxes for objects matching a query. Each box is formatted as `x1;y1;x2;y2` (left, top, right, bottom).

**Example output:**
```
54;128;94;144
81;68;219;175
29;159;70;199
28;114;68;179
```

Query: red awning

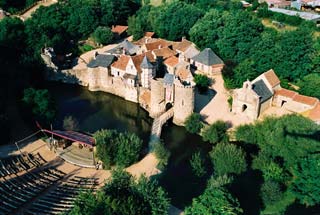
43;129;95;148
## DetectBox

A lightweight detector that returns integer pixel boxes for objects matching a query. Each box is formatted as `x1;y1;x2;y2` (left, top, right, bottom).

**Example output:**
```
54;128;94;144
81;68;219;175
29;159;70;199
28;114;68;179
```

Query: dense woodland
1;0;320;214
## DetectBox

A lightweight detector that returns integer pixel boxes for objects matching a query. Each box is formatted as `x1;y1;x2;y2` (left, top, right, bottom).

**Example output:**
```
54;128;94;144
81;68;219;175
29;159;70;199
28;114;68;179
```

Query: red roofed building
111;25;128;39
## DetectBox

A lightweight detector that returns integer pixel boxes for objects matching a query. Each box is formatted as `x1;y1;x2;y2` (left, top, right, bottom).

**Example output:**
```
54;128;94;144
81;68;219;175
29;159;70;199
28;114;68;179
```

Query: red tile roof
144;32;155;38
152;47;176;59
145;39;169;51
264;69;280;88
274;88;298;98
111;55;130;71
293;94;319;106
111;25;128;35
174;40;193;52
308;103;320;121
164;56;179;67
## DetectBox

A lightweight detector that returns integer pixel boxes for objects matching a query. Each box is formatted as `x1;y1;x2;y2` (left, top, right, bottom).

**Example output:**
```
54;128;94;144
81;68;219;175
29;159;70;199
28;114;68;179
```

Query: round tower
150;78;165;117
173;78;195;125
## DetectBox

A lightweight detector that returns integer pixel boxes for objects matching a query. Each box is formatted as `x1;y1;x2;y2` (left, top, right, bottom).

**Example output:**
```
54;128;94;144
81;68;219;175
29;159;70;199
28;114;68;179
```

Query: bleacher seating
0;154;98;215
0;153;46;178
24;176;98;215
0;168;65;215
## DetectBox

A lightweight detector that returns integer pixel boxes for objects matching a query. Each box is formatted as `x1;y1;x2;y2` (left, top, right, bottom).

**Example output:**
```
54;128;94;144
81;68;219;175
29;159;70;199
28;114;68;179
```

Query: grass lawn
149;0;174;6
262;18;297;32
79;44;94;54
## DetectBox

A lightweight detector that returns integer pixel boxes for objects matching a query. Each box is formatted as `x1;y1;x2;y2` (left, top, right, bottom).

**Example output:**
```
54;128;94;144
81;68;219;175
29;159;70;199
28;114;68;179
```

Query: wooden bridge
149;108;174;149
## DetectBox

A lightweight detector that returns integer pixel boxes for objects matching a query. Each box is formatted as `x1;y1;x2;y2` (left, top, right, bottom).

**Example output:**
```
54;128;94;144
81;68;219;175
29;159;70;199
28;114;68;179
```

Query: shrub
152;140;170;170
260;180;283;206
92;26;113;45
207;174;233;189
190;151;206;177
202;120;229;144
194;74;211;93
185;113;203;134
94;129;144;169
210;142;247;176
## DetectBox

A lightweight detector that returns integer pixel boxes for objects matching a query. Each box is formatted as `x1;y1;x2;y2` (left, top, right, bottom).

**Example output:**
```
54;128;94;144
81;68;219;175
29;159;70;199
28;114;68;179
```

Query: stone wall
150;79;165;117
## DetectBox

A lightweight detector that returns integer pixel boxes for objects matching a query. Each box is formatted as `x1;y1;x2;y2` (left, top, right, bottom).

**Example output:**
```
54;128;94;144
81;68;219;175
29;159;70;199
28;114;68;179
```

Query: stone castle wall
150;79;166;117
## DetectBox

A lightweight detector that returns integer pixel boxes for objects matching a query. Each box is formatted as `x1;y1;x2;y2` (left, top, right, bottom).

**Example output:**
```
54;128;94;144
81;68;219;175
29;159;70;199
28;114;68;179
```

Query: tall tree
185;187;243;215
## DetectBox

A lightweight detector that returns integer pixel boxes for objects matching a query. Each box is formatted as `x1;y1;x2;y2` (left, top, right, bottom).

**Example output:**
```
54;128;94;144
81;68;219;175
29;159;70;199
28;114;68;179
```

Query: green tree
94;129;143;168
152;140;170;170
185;113;203;134
298;73;320;99
260;180;283;206
22;88;56;122
152;1;203;41
115;132;143;167
202;120;229;144
210;142;247;176
92;26;113;45
70;169;170;215
185;187;243;215
291;154;320;207
190;151;206;177
194;74;211;93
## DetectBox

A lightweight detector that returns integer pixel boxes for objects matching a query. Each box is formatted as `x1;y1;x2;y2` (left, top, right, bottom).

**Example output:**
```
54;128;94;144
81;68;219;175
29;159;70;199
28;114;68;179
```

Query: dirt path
197;74;252;128
19;0;57;21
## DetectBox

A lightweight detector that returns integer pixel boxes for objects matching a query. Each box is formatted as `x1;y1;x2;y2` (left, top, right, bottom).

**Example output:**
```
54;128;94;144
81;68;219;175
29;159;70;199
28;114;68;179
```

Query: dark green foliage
94;129;143;168
92;26;113;45
184;186;243;215
22;88;56;122
0;17;25;50
236;115;320;213
194;74;211;93
128;5;153;40
235;115;320;169
202;120;229;144
152;140;170;170
260;180;283;206
100;0;139;26
190;151;206;177
70;169;170;215
291;154;320;207
185;113;203;134
0;0;37;13
298;73;320;99
210;142;247;176
152;1;204;41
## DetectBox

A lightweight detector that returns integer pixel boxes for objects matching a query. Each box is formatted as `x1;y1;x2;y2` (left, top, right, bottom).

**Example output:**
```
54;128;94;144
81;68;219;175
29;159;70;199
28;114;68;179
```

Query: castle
42;34;225;125
232;69;320;124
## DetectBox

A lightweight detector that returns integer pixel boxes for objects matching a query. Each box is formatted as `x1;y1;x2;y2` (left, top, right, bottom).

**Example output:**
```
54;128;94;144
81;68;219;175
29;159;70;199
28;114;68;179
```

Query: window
182;99;184;106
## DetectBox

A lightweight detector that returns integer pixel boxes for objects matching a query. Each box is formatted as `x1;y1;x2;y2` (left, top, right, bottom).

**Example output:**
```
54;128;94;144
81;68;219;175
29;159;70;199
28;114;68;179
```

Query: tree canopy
94;129;144;168
70;169;170;215
184;187;243;215
209;142;247;176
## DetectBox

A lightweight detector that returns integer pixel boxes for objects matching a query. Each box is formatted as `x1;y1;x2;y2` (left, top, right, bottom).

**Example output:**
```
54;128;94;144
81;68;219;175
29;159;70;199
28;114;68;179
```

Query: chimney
94;51;98;59
182;36;186;42
158;44;162;49
122;48;126;55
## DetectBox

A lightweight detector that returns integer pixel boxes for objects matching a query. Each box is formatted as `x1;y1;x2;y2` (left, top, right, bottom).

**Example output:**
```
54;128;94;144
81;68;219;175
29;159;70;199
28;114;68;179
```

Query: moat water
37;82;318;214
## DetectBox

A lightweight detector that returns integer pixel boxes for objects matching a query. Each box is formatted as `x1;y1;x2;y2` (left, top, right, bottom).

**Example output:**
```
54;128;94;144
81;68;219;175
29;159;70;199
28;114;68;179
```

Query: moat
45;82;211;208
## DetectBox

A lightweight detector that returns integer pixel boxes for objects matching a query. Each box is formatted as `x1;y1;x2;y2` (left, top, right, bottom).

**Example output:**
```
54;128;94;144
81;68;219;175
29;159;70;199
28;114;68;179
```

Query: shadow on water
158;120;213;209
45;82;152;145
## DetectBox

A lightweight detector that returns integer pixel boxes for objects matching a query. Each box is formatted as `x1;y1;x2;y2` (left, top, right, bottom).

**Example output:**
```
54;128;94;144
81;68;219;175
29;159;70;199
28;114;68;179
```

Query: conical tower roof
140;55;153;69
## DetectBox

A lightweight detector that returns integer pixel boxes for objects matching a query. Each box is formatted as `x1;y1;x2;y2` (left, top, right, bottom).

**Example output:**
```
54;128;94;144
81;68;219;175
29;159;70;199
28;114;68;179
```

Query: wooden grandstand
0;153;98;215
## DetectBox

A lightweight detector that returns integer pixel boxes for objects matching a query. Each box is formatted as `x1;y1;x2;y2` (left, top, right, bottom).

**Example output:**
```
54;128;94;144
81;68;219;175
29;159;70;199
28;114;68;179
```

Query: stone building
191;48;224;76
232;69;320;123
43;35;200;125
